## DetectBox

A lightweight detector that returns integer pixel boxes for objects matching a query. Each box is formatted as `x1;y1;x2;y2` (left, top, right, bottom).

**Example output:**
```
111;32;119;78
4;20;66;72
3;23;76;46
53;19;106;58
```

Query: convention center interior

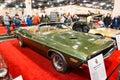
0;0;120;80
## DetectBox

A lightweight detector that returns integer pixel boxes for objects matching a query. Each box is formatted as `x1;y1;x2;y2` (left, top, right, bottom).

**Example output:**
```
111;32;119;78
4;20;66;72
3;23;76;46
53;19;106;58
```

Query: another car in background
76;14;103;24
72;21;120;40
14;22;116;73
72;21;90;33
88;28;120;40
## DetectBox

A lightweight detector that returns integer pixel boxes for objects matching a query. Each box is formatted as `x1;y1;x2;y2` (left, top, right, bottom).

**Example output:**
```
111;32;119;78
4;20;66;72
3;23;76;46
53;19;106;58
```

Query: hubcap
53;54;64;71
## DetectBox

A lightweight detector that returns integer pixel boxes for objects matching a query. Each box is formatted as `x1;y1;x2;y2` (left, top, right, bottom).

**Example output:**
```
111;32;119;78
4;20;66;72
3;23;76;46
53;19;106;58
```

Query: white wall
0;5;112;17
45;5;112;16
112;0;120;17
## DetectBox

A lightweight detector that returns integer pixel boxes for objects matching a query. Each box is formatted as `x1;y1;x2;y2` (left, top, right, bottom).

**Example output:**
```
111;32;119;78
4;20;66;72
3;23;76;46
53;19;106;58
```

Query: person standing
103;13;112;28
13;14;21;29
32;13;41;25
112;16;120;29
26;15;32;26
3;12;11;35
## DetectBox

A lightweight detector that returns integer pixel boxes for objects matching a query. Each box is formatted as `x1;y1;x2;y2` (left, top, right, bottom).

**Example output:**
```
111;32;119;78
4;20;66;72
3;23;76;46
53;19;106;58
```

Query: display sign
116;35;120;50
14;75;23;80
88;54;107;80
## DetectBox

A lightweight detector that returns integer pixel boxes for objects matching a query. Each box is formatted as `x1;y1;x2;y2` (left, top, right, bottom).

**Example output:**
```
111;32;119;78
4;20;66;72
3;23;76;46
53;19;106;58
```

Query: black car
72;21;90;33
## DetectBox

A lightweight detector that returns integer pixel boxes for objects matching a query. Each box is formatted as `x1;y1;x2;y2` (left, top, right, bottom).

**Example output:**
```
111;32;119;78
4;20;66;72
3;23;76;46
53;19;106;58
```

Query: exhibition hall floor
0;39;120;80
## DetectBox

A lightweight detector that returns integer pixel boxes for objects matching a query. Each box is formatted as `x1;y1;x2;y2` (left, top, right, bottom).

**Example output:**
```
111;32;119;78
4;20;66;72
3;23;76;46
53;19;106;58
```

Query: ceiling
0;0;114;10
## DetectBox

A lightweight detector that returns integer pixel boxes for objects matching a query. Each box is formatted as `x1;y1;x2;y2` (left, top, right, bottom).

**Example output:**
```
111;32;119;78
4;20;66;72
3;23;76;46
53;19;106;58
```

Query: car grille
90;43;116;59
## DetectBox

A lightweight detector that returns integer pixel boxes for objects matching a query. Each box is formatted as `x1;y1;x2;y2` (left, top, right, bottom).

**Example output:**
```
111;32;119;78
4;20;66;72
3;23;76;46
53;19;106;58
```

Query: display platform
0;39;120;80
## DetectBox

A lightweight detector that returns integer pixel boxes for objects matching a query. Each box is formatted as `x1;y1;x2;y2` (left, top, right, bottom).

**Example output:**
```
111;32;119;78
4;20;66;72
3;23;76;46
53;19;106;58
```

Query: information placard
14;75;23;80
116;35;120;50
88;54;107;80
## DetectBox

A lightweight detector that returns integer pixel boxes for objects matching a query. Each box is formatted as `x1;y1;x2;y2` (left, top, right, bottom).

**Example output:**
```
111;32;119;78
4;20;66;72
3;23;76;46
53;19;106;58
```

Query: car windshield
19;23;71;35
39;23;69;29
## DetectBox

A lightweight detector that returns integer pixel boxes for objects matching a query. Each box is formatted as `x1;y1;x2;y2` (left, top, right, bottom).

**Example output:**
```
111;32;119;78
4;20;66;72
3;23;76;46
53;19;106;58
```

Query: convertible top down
14;23;116;73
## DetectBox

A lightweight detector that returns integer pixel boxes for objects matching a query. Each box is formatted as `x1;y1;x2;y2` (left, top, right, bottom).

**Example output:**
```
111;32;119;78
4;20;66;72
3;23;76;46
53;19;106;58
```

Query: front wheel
51;53;68;73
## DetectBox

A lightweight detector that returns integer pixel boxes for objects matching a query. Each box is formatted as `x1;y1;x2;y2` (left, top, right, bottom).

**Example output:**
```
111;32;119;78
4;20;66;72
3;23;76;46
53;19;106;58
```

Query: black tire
51;53;68;73
18;37;24;47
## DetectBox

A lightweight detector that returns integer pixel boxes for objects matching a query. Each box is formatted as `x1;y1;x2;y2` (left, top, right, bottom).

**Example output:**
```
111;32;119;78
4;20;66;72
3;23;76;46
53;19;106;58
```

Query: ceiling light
106;4;111;7
83;0;90;3
85;4;92;8
79;3;83;6
5;0;12;4
1;4;6;8
15;5;19;8
32;0;35;3
92;2;98;5
100;2;106;6
38;3;42;6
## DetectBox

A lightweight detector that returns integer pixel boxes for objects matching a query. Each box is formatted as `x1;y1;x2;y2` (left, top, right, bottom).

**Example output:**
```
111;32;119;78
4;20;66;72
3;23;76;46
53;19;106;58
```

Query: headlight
0;68;8;77
87;55;92;60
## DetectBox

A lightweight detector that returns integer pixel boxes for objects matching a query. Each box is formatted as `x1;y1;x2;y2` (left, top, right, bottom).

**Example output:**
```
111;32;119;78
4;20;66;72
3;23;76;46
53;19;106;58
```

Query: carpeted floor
0;25;15;41
0;26;14;34
0;39;120;80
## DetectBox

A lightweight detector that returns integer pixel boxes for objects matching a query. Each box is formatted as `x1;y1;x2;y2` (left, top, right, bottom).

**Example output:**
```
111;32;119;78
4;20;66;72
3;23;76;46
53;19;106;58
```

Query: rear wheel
51;53;68;73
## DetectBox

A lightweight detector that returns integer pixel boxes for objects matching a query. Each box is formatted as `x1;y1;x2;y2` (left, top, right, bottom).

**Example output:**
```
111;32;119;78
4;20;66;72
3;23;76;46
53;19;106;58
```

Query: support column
112;0;120;17
25;0;32;15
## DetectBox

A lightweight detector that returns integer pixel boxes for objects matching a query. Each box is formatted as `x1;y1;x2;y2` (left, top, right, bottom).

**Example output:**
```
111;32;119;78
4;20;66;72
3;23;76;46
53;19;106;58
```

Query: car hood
42;31;114;61
89;28;120;38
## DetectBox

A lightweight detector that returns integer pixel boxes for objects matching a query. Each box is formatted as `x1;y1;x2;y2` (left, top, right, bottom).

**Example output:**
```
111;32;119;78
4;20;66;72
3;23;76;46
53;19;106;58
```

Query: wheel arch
95;33;103;37
48;49;67;64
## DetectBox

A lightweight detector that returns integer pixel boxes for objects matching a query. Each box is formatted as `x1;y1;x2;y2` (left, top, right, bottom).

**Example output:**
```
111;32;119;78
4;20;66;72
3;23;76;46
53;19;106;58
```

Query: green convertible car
14;23;116;73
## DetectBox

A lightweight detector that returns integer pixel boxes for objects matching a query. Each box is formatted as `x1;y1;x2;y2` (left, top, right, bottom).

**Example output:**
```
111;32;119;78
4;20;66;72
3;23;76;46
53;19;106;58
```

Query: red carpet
0;25;14;34
0;39;120;80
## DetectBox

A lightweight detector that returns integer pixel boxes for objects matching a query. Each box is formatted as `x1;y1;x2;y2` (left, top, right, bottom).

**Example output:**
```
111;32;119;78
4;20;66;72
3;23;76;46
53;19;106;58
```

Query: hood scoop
69;37;78;39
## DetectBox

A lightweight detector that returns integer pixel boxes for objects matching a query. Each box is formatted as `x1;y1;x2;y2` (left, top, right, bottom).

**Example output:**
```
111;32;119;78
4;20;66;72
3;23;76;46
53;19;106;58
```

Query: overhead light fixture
99;2;106;6
83;0;90;3
38;3;42;6
32;0;35;3
92;2;98;5
15;5;19;8
85;4;92;8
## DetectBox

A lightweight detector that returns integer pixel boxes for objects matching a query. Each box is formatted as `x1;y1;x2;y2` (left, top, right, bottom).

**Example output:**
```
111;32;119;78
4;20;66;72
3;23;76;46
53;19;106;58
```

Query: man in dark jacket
103;13;112;28
13;14;21;28
112;16;120;29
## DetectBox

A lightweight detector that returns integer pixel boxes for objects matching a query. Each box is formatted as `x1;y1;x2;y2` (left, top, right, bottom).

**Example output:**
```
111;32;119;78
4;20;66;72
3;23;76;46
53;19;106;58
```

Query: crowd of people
0;12;79;35
0;12;44;35
103;13;120;30
0;12;120;35
91;13;120;30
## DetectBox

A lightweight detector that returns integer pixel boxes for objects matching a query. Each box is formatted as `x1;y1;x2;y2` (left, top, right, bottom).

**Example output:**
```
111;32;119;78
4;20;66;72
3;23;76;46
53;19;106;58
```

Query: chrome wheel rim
53;54;64;71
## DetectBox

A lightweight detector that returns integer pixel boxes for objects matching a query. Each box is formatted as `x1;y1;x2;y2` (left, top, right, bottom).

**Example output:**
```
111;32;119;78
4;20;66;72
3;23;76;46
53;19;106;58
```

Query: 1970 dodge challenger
14;22;116;73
